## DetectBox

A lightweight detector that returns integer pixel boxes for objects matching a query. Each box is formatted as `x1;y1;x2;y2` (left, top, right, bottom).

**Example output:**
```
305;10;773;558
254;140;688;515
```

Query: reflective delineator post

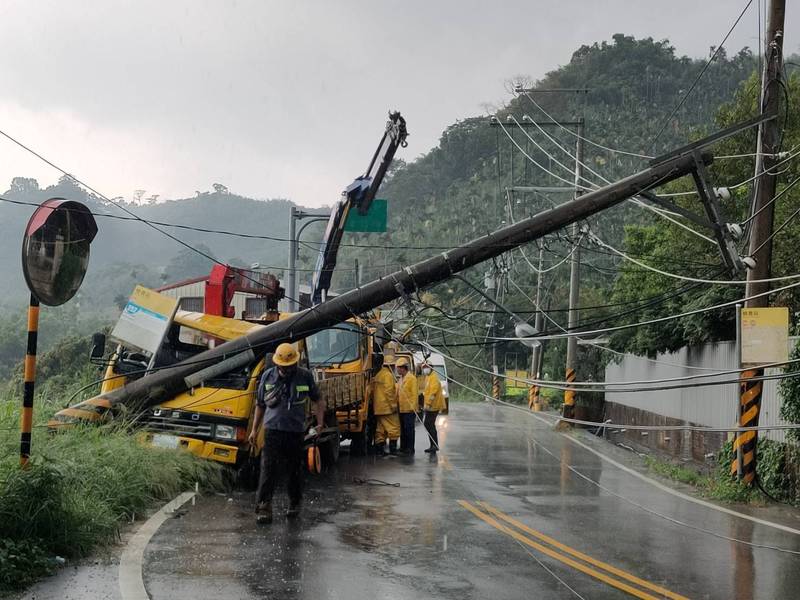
563;367;576;419
492;366;500;402
20;294;40;467
732;368;762;484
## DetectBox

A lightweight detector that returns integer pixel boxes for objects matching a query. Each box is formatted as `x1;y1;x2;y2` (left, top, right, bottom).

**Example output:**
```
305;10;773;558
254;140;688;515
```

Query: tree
212;183;229;195
8;177;39;195
163;244;217;283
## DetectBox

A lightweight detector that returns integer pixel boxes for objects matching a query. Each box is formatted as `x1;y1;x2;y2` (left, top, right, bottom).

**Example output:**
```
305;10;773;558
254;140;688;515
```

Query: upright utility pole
734;0;786;484
564;119;585;420
490;268;501;401
529;244;545;411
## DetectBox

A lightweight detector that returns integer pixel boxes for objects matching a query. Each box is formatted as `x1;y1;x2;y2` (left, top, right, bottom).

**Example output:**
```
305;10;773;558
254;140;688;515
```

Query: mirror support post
20;294;40;468
20;198;97;466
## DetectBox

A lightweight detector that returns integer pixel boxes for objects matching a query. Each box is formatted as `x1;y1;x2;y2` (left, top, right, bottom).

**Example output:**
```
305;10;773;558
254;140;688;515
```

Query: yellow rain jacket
398;371;419;414
423;371;446;412
372;366;398;415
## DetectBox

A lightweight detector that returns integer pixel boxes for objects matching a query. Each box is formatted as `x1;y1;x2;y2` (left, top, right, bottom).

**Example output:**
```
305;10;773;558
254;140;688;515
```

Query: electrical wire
507;115;719;244
491;403;800;555
750;202;800;256
740;172;800;226
519;92;653;159
420;338;800;394
423;277;800;343
649;0;755;150
585;231;800;285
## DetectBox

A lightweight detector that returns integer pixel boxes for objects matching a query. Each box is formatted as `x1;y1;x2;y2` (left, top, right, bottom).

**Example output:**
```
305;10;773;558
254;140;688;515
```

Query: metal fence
604;339;796;443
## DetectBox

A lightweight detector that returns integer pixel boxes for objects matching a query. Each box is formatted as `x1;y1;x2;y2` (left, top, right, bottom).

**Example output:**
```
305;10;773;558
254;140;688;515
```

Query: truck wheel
320;432;340;470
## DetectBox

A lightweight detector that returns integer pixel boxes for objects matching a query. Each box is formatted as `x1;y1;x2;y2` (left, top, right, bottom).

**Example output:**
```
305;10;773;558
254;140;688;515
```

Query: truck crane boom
54;148;723;424
311;111;408;305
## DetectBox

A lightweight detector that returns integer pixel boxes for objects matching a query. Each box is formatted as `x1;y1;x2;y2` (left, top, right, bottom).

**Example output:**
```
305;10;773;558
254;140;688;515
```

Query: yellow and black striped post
562;367;576;420
20;294;40;468
492;367;501;401
731;368;762;484
528;380;541;412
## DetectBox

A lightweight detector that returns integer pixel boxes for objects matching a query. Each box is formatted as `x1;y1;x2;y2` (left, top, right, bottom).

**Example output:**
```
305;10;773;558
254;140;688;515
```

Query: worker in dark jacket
248;343;325;524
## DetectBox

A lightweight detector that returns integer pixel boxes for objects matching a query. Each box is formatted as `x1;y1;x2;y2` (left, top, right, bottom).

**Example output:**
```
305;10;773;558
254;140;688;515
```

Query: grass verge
0;414;224;591
642;441;799;506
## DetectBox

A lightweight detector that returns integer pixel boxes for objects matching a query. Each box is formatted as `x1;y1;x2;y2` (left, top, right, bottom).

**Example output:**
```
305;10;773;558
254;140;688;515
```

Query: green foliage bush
0;425;224;591
711;439;800;505
0;335;224;592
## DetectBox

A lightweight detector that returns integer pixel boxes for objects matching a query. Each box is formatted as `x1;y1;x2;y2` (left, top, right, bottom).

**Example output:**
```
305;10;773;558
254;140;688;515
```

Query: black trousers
424;410;439;449
399;412;416;452
256;429;304;507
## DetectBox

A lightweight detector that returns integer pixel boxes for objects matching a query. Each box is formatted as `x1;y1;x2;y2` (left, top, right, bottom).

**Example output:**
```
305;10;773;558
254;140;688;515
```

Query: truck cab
306;318;376;456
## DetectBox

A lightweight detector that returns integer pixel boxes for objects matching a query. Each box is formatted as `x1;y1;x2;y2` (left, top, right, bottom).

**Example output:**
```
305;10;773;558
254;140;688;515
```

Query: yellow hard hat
396;357;409;368
273;343;299;367
383;354;396;365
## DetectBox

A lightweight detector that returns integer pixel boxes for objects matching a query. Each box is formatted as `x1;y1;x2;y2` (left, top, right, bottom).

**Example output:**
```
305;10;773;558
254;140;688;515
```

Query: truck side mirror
90;332;106;360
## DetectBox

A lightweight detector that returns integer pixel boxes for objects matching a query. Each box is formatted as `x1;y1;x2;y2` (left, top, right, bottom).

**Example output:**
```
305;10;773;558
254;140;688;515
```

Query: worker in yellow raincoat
371;354;399;456
396;357;418;454
422;363;446;453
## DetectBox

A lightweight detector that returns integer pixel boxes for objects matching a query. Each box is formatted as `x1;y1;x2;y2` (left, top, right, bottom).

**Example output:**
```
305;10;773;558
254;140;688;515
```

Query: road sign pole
20;294;40;467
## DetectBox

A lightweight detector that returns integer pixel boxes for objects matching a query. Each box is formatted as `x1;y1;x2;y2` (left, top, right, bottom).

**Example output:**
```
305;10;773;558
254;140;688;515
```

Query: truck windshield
307;323;362;366
433;365;446;381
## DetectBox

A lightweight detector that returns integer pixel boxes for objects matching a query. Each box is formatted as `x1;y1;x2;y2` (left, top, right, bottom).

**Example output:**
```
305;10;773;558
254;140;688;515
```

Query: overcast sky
0;0;795;208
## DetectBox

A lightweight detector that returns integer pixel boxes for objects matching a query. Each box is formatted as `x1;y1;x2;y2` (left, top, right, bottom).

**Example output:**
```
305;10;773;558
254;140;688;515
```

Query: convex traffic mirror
21;198;98;306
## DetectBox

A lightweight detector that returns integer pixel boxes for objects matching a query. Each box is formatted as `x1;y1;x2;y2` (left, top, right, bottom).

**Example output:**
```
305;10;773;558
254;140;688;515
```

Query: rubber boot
388;439;398;455
374;442;386;456
256;502;273;525
286;503;301;519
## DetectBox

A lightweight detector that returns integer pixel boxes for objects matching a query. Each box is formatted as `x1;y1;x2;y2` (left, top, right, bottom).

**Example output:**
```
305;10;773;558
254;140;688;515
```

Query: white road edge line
503;403;800;537
119;491;196;600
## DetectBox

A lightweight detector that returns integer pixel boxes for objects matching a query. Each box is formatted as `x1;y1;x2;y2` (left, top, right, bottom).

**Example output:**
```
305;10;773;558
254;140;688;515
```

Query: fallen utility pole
58;151;714;421
734;0;786;485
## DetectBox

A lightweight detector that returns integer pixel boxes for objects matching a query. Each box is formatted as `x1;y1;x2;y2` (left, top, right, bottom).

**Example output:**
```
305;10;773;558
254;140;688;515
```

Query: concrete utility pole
61;151;710;418
529;244;545;410
509;88;589;421
734;0;786;484
564;119;585;420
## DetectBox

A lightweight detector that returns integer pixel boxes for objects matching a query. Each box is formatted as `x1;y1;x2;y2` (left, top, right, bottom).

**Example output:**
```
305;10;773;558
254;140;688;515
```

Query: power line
649;0;755;150
519;92;653;159
421;339;800;395
424;277;800;342
585;231;800;285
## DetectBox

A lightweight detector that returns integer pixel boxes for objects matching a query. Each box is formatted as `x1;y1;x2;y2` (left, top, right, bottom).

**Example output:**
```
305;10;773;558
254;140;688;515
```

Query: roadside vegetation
0;336;224;592
643;438;800;506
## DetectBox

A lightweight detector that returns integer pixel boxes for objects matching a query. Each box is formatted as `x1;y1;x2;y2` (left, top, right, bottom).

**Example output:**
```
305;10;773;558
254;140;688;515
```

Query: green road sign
345;199;387;233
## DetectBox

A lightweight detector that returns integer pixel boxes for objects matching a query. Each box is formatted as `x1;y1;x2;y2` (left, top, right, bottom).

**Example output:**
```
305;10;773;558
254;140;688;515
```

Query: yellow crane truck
55;289;415;479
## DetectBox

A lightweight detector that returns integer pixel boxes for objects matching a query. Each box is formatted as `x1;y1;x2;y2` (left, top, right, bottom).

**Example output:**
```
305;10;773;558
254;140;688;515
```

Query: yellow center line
458;500;675;600
477;501;688;600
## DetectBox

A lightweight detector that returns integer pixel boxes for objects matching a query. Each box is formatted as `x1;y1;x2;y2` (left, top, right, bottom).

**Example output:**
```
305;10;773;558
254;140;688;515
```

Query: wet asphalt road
143;402;800;600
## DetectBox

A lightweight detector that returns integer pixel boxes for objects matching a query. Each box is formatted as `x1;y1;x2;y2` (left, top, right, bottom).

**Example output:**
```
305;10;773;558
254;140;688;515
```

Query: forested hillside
1;34;784;386
329;35;771;383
